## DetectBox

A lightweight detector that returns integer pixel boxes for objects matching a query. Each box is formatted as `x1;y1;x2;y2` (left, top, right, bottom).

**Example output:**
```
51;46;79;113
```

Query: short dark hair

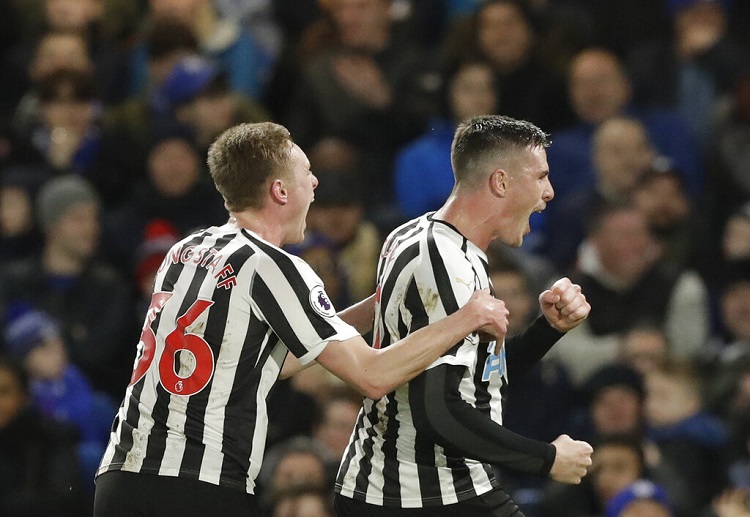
207;122;293;211
146;19;199;60
451;115;550;185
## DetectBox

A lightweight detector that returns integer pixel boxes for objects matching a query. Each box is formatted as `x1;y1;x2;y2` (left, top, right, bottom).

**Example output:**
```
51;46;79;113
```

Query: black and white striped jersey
335;213;508;507
97;222;359;494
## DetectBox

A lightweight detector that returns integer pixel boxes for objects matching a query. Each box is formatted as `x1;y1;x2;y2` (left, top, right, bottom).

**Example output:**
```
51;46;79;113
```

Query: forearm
410;364;556;475
337;294;376;335
364;303;483;396
504;316;564;382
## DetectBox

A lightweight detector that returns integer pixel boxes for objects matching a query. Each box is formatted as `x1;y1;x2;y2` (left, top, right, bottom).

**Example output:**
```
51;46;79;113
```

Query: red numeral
159;299;215;395
129;293;215;396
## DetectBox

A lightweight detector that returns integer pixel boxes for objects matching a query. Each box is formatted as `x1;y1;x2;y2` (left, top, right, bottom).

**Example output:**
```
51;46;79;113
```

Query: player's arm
409;364;592;484
279;294;376;379
315;289;508;400
504;277;590;381
336;293;376;334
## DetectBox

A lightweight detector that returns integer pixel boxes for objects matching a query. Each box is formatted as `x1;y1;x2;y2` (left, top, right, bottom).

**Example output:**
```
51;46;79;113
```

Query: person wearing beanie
36;174;100;231
0;174;133;399
606;479;673;517
3;306;117;488
569;363;646;442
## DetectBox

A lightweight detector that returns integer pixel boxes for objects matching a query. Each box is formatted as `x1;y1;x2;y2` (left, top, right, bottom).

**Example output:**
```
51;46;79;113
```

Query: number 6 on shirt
130;292;216;396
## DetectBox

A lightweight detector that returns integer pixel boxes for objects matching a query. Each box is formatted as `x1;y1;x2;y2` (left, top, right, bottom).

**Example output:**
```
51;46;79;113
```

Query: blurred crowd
0;0;749;516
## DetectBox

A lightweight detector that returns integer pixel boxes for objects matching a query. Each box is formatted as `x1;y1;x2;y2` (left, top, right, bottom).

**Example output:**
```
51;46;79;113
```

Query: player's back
98;223;301;493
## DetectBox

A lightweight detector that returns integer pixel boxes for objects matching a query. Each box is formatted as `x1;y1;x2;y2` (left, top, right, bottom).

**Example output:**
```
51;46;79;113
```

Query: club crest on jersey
310;285;336;317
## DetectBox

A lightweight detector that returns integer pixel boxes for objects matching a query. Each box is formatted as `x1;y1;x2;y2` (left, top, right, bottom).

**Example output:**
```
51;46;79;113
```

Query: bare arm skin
315;289;508;400
279;294;377;379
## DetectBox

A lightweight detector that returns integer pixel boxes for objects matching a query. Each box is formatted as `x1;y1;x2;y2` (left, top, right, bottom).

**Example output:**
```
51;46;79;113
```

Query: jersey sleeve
409;363;556;475
251;251;359;365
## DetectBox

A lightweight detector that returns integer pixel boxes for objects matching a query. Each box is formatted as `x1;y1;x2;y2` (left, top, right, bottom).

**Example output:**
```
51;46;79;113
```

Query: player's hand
549;434;593;484
468;289;509;343
539;277;590;333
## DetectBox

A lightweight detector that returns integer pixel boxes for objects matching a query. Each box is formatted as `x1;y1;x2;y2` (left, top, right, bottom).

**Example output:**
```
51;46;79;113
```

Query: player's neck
434;195;494;251
229;210;283;247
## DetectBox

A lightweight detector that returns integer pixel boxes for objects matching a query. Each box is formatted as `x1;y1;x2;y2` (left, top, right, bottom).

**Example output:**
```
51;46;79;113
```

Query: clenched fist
539;277;590;333
549;434;594;484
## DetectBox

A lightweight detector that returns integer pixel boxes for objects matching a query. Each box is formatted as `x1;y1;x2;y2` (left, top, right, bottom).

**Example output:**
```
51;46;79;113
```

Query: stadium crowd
0;0;749;516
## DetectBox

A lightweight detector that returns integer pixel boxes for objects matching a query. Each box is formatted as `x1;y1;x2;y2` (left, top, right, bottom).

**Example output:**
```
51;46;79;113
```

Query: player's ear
489;168;508;197
270;178;288;205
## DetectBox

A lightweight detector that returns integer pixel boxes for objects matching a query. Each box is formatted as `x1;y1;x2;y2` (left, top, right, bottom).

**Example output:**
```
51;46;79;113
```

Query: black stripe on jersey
380;395;402;501
109;232;206;469
426;224;459;316
351;403;385;502
404;277;429;332
179;239;253;480
251;274;331;358
220;318;277;484
243;231;338;340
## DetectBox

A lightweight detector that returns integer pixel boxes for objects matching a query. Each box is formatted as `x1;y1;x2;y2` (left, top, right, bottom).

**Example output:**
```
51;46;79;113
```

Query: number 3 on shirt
129;292;215;396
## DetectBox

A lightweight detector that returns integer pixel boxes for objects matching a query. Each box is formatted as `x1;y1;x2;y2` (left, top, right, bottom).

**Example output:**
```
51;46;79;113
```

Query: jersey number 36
129;292;216;396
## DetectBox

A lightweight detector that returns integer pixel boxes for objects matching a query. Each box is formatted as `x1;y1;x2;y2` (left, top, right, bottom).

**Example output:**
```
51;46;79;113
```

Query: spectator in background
102;18;200;158
158;55;270;154
632;165;698;271
722;205;750;263
312;390;361;464
102;121;227;276
442;0;574;132
546;47;703;202
11;30;94;136
212;0;283;66
127;0;272;101
130;219;181;320
107;52;269;176
0;0;136;110
273;486;335;517
645;359;731;511
0;165;50;266
707;75;750;241
394;56;498;220
288;234;353;309
704;259;750;371
2;307;117;490
712;487;750;517
606;479;674;517
571;364;647;442
618;326;670;377
0;175;133;398
4;68;141;209
284;0;439;215
547;203;710;386
544;116;658;273
627;0;749;146
259;436;333;516
0;355;89;516
304;168;381;303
